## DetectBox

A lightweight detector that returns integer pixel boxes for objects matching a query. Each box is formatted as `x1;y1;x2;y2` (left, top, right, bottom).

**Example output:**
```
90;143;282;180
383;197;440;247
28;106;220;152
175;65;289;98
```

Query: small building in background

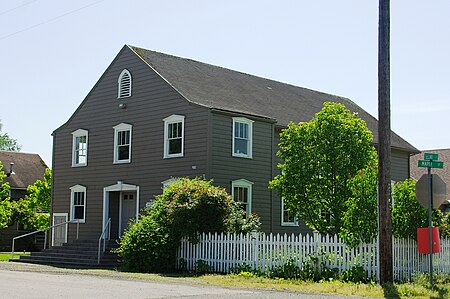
410;149;450;213
0;151;48;251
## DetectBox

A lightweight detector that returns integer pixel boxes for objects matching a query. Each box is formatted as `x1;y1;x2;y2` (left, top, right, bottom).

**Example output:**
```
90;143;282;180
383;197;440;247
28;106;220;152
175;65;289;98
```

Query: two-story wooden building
51;45;418;245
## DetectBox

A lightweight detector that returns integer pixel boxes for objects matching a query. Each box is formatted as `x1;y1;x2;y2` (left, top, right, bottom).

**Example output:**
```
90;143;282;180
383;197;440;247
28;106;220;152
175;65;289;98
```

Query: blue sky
1;0;449;165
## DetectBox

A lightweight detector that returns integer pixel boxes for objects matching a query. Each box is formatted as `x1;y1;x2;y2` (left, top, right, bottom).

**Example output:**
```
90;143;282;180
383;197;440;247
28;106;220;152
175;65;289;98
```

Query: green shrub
340;265;369;283
269;259;302;279
116;214;176;273
116;177;261;273
195;259;210;274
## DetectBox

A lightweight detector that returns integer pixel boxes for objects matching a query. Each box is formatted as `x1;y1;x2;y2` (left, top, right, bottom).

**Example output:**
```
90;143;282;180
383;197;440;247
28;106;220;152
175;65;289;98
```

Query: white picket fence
177;232;450;281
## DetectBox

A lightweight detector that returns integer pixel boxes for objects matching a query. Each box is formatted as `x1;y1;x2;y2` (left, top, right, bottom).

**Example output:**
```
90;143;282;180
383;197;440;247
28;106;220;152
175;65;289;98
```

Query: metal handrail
11;219;80;258
98;218;111;264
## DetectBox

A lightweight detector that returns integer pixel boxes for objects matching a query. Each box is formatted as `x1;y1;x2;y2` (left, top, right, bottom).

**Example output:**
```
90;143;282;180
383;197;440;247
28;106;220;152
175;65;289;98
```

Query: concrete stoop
11;239;120;269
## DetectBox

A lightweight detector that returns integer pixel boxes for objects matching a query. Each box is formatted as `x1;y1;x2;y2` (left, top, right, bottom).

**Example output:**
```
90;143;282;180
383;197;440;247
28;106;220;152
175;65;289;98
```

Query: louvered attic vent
118;69;132;98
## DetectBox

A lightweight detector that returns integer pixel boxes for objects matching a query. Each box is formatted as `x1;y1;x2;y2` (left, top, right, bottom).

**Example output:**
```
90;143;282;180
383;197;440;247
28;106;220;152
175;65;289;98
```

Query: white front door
52;213;68;246
120;192;136;236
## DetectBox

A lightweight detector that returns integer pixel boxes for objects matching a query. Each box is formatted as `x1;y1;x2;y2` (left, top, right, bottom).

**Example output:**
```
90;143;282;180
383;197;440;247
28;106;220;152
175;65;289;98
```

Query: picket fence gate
177;232;450;281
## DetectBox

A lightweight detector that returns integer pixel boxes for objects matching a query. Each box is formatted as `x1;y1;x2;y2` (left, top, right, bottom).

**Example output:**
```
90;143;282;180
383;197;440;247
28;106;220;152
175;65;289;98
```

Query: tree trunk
378;0;393;283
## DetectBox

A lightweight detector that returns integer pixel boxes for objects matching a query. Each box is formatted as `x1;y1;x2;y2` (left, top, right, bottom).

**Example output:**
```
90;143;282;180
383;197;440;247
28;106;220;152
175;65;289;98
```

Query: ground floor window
70;185;86;223
231;179;253;215
281;198;298;226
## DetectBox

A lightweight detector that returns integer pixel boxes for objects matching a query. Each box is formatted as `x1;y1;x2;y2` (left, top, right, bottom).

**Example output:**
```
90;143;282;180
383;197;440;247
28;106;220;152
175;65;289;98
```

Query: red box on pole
417;227;440;254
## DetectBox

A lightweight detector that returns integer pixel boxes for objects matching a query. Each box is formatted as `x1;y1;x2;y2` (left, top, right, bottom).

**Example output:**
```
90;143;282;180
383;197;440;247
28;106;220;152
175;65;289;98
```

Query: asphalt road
0;262;365;299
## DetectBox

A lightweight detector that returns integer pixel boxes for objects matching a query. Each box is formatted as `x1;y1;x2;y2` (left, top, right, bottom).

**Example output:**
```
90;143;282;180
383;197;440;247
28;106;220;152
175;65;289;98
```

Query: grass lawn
86;269;447;299
0;252;29;262
121;273;449;299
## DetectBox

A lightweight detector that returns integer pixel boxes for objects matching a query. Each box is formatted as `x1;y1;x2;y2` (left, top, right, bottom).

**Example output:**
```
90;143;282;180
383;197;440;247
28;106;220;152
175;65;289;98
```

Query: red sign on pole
417;227;441;254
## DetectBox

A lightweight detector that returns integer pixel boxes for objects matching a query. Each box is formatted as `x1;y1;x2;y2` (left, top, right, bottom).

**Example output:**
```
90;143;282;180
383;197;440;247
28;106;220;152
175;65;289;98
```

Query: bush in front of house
116;177;261;273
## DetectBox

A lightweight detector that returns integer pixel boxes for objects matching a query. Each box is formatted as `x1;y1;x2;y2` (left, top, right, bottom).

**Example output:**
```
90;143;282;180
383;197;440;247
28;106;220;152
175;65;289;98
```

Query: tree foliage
0;165;51;230
340;174;448;246
340;158;378;247
392;178;444;239
0;121;21;152
270;102;376;234
10;168;52;230
0;162;12;229
116;177;261;273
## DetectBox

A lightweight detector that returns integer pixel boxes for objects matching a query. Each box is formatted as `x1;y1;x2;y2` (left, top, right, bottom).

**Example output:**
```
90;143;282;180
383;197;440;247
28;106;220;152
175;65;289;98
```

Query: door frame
119;191;137;236
103;181;140;238
52;213;68;246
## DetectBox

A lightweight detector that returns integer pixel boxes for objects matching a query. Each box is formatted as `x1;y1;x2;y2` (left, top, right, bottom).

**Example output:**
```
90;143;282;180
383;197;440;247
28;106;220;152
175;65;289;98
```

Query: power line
0;0;38;17
0;0;105;41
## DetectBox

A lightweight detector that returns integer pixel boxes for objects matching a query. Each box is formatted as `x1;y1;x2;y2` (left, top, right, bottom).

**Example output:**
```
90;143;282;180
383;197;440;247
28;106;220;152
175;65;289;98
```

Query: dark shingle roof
0;151;47;189
130;46;418;153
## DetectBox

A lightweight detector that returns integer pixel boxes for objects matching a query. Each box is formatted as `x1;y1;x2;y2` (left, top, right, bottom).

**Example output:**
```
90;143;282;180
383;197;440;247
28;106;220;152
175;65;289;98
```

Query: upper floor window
281;198;298;226
231;179;253;215
163;115;184;158
113;123;132;163
70;185;86;223
72;129;88;167
118;69;132;98
232;117;253;158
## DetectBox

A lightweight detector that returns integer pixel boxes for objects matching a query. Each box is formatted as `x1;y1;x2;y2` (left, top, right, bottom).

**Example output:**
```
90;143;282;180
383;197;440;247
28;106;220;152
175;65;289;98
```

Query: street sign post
418;160;444;168
416;174;447;209
424;153;439;161
415;153;445;284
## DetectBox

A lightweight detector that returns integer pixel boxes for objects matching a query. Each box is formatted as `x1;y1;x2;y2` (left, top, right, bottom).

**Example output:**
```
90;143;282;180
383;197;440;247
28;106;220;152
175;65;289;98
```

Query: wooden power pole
378;0;393;283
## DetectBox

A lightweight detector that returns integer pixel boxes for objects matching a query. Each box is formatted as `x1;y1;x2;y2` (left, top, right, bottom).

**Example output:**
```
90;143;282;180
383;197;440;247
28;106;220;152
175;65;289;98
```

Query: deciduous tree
270;102;376;235
0;121;21;152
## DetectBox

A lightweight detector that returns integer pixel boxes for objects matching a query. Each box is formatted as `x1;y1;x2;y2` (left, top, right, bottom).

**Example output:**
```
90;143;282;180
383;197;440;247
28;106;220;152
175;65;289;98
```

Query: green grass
86;270;450;299
1;259;448;298
0;252;29;262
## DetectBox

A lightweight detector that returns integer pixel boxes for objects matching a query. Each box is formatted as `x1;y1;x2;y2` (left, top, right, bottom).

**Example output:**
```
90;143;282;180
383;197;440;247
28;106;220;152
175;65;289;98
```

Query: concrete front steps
11;239;120;269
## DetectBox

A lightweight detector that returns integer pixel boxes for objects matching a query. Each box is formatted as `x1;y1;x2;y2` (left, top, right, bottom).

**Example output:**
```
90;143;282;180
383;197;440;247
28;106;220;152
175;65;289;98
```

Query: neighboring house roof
0;151;47;189
130;45;418;153
410;149;450;205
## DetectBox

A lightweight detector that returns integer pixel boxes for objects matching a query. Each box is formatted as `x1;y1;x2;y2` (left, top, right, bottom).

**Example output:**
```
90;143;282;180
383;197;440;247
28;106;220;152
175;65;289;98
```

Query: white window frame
71;129;88;167
163;115;185;159
161;177;178;189
281;198;299;226
232;117;253;159
70;185;86;223
231;179;253;214
118;69;132;98
113;123;132;164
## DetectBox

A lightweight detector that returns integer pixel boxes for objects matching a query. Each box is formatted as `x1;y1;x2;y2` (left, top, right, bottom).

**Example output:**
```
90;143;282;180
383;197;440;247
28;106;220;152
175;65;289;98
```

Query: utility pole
378;0;393;283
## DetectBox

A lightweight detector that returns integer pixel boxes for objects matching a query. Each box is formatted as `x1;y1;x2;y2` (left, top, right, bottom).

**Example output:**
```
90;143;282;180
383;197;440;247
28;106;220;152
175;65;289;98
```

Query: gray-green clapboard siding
52;47;210;240
208;112;273;232
392;149;410;182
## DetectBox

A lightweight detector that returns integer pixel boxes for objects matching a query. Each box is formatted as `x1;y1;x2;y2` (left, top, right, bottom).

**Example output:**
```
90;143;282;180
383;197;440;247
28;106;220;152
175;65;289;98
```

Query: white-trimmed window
113;123;132;163
72;129;88;167
163;115;184;158
232;117;253;158
70;185;86;223
118;69;132;98
281;198;298;226
231;179;253;214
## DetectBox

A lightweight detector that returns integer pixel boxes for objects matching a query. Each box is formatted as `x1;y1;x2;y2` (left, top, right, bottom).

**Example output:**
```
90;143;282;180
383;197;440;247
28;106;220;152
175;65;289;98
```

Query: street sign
418;160;444;168
424;153;439;161
416;174;447;209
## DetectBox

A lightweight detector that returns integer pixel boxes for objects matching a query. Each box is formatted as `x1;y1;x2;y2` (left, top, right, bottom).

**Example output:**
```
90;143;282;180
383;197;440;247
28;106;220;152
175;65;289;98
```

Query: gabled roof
0;151;47;189
411;149;450;204
130;45;418;153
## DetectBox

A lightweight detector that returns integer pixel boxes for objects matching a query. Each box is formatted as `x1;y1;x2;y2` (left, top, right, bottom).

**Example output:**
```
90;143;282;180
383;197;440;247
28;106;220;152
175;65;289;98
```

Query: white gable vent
118;69;132;98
